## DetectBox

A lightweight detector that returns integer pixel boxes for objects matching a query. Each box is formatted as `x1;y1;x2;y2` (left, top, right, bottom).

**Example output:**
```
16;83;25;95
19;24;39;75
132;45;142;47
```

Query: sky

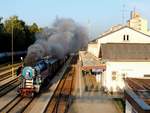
0;0;150;38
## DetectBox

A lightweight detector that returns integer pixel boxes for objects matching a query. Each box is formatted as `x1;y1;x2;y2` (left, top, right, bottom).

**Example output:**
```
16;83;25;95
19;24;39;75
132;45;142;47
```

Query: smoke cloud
24;18;89;65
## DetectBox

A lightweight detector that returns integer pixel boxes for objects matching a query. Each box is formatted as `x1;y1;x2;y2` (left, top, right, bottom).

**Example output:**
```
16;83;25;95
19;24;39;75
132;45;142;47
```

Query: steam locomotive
17;56;68;97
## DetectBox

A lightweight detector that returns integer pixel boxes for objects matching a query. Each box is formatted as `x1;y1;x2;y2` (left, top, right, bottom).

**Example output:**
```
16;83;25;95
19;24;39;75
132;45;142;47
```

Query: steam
24;18;89;65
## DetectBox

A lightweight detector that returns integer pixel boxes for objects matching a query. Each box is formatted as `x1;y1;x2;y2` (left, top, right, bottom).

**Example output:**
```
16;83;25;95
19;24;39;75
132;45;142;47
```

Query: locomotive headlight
22;66;34;79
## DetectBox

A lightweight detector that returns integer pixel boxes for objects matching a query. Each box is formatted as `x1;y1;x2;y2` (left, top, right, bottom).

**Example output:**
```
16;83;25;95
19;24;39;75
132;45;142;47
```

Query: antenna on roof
134;6;136;13
122;4;129;25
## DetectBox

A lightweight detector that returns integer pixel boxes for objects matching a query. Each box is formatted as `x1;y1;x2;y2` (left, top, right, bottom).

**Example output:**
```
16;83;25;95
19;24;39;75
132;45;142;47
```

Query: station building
100;43;150;92
86;12;150;93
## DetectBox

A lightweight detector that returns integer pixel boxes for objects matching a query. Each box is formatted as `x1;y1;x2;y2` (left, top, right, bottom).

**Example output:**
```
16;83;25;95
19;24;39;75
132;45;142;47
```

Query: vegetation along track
0;65;20;81
0;95;33;113
0;77;20;97
44;55;77;113
0;63;21;72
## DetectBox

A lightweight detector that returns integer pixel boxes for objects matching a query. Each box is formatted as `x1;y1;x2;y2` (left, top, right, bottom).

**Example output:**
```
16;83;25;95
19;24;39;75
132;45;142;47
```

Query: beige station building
81;11;150;113
86;11;150;93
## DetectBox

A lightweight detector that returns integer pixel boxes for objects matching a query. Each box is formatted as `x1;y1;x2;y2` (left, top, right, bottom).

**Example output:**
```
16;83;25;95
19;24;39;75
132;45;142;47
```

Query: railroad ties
44;55;77;113
0;96;33;113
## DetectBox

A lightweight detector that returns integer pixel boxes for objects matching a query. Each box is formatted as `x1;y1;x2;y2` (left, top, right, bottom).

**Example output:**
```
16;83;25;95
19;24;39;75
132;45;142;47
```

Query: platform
79;51;106;71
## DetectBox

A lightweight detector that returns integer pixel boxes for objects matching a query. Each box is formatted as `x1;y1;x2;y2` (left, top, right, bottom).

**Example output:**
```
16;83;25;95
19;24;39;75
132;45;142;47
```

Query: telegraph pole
11;22;14;76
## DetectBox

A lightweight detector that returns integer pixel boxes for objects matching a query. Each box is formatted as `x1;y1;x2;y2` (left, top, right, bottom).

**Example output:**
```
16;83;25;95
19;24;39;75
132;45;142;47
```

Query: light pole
11;22;14;76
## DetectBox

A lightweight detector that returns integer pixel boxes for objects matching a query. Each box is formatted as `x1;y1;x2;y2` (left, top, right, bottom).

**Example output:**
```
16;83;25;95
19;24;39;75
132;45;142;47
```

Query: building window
123;35;129;41
123;35;126;41
127;35;129;40
121;73;126;79
112;71;117;80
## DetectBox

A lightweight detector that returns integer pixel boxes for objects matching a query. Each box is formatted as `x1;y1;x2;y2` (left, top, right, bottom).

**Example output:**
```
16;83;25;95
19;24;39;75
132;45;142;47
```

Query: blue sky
0;0;150;37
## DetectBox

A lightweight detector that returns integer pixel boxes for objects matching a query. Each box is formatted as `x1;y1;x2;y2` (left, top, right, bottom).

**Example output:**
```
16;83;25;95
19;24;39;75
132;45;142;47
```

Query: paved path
68;98;118;113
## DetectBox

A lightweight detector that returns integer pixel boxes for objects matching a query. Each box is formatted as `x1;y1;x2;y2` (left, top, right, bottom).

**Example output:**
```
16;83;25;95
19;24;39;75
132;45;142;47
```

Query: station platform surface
68;52;119;113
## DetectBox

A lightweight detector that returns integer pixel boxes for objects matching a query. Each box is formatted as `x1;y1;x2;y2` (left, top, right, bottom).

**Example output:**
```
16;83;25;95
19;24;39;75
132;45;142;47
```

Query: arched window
123;35;126;41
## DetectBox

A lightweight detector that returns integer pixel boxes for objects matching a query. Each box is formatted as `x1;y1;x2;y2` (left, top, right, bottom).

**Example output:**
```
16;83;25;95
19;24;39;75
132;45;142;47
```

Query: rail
0;96;33;113
44;55;77;113
0;77;20;97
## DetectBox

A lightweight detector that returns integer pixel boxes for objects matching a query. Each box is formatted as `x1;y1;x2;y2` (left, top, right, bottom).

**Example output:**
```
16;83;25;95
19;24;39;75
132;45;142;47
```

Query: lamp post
11;22;14;76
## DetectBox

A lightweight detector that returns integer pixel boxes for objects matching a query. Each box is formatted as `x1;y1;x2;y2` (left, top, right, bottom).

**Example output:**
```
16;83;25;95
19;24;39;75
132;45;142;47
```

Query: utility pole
12;22;14;76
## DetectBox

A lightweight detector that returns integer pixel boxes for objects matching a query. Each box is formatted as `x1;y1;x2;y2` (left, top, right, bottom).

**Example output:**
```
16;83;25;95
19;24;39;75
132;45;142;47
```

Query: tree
4;16;26;50
1;15;42;51
29;23;40;33
0;17;4;33
4;16;25;33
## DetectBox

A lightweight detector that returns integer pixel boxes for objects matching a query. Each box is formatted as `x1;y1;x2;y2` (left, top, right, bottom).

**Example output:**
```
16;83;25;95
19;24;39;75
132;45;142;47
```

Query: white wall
88;27;150;58
87;43;99;57
103;61;150;92
96;27;150;58
98;27;150;44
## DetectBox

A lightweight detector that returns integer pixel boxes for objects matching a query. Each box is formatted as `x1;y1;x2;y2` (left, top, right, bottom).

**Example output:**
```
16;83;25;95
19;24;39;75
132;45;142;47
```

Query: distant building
128;11;150;35
125;78;150;113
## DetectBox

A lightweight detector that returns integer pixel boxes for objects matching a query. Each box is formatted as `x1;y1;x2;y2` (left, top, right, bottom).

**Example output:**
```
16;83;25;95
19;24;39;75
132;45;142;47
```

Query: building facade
88;26;150;58
100;43;150;92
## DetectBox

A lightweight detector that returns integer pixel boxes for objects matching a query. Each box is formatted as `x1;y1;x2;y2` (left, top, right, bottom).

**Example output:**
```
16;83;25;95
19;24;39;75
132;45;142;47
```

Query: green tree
4;16;25;33
4;16;26;50
2;16;42;51
0;17;4;33
29;23;40;33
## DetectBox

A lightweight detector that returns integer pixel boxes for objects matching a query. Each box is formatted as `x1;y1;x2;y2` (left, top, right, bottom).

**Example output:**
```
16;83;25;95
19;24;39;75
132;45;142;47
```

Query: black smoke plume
24;18;89;65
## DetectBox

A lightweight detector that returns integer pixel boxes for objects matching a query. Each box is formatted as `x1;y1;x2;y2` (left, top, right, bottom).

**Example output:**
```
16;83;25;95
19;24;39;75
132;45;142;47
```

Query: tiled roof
101;43;150;61
80;51;101;66
80;51;106;70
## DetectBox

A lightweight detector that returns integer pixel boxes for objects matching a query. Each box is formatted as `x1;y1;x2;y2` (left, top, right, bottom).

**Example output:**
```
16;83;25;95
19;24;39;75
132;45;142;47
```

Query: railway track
44;55;77;113
0;55;77;113
0;96;33;113
0;77;20;97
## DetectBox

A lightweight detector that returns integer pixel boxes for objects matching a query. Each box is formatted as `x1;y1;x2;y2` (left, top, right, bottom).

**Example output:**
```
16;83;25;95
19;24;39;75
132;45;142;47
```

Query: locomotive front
18;59;50;97
18;66;36;96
